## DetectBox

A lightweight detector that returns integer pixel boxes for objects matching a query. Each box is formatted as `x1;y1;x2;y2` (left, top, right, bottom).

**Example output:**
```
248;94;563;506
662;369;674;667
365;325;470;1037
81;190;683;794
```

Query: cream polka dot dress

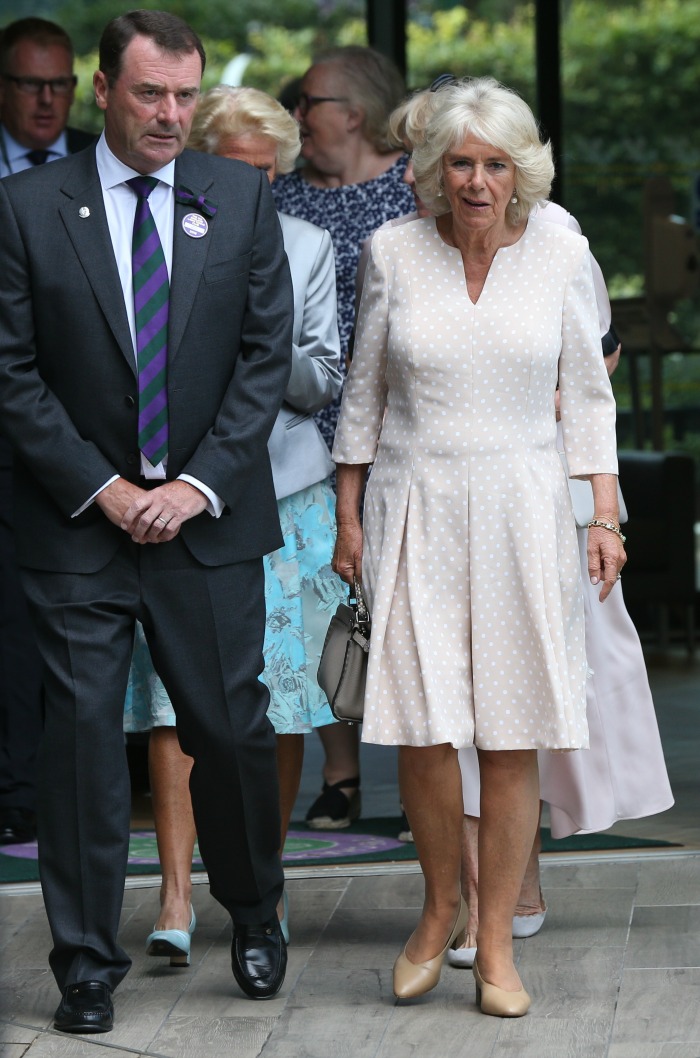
332;215;619;750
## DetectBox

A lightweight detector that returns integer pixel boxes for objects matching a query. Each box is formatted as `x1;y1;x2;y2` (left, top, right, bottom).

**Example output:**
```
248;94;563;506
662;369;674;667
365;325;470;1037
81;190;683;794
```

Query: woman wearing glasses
272;45;415;832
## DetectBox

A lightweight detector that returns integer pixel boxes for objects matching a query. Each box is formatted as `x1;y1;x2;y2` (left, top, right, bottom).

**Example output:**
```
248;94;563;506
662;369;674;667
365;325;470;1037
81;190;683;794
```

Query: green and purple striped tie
128;175;169;467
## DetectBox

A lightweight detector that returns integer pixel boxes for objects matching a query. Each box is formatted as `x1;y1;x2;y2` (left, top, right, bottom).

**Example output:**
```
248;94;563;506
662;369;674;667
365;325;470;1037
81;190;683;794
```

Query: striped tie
128;176;169;467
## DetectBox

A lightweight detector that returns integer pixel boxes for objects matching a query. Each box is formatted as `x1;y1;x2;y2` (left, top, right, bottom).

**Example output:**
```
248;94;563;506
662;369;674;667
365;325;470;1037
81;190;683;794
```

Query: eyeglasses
297;92;349;117
3;75;77;96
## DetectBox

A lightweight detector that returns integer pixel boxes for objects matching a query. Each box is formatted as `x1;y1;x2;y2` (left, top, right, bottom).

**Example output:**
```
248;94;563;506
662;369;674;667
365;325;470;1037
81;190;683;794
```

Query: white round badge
182;212;208;238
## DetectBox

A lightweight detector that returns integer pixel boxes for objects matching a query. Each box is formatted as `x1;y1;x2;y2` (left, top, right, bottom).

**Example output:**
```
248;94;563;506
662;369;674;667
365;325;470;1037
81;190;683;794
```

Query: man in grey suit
0;17;96;850
0;9;293;1034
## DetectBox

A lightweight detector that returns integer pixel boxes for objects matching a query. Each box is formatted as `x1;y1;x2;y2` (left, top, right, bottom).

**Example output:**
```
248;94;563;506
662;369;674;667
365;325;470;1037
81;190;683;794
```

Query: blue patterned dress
124;478;347;735
124;204;349;737
271;157;415;450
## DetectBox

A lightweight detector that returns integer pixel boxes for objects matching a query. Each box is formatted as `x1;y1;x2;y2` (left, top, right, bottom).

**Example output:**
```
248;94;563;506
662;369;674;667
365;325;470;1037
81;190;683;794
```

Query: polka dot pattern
333;216;618;751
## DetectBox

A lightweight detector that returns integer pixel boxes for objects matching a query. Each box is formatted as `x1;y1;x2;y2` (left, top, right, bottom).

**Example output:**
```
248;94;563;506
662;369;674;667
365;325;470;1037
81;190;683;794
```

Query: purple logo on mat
128;832;204;866
282;829;403;860
0;829;405;866
0;840;37;859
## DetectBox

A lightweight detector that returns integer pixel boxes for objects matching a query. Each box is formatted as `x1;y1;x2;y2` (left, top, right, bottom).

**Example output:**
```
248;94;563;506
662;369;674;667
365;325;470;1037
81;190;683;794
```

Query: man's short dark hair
99;10;206;87
0;17;74;74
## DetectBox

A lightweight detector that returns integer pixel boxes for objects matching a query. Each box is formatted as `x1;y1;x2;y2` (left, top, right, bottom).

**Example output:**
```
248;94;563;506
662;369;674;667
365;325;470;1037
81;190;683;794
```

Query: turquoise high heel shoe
280;890;290;945
146;906;196;966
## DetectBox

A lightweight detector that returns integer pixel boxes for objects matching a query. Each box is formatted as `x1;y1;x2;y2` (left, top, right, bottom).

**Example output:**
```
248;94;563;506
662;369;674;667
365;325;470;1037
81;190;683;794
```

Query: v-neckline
432;216;528;306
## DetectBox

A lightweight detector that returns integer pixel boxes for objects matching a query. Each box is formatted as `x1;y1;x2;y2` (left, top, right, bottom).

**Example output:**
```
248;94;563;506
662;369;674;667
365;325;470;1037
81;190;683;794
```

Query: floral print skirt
124;477;346;735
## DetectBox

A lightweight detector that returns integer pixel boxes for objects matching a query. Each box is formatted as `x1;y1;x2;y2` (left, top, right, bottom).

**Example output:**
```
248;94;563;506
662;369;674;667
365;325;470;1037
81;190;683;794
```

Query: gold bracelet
587;519;627;543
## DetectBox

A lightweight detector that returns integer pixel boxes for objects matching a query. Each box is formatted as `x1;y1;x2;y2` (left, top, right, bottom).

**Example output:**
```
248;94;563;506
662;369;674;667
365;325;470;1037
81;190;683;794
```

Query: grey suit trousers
22;535;283;992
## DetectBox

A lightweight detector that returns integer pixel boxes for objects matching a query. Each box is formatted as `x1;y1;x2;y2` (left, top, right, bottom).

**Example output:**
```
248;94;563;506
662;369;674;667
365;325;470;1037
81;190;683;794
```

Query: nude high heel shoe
472;957;531;1017
393;898;468;999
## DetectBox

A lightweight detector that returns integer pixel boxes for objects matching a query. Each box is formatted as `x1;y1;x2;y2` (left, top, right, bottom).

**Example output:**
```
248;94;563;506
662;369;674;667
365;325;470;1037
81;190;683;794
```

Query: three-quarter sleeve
332;236;390;464
558;239;618;478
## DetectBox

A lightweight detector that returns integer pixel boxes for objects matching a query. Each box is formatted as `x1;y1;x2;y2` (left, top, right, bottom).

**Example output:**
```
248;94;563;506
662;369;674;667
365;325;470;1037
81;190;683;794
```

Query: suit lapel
58;150;136;375
169;154;216;362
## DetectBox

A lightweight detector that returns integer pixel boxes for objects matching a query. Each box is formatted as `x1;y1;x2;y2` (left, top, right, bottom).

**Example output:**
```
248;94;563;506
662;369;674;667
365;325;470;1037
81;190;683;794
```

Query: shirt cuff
178;475;224;518
71;475;120;518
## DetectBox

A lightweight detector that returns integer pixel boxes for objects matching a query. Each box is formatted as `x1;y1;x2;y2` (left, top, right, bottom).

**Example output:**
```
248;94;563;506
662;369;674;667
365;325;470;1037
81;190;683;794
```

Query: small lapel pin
78;206;90;219
182;212;208;239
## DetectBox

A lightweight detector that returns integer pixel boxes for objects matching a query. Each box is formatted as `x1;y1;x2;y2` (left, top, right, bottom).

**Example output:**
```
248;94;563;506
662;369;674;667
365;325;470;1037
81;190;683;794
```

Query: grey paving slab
254;1002;395;1058
0;1022;40;1045
611;967;700;1044
376;995;500;1057
634;856;700;905
608;1045;700;1058
0;969;56;1030
274;886;345;947
22;1036;141;1056
304;907;417;971
283;965;395;1008
284;874;351;893
0;893;41;929
100;979;191;1053
338;872;425;910
626;905;700;967
148;1014;276;1058
540;859;639;889
492;1016;611;1058
515;945;623;1020
518;886;634;950
4;855;700;1056
0;914;54;969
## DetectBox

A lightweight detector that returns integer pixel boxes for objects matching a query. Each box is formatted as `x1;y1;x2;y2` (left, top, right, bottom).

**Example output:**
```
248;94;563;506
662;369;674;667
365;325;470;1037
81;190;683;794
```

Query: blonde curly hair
188;85;301;174
412;77;554;225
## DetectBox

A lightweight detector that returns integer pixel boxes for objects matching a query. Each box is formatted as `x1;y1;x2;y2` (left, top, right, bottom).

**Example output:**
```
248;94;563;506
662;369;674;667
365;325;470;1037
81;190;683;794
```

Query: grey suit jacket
0;145;293;572
267;213;341;500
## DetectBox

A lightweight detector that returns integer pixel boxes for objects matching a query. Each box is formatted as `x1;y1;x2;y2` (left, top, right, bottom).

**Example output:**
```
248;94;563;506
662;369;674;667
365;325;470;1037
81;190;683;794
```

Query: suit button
124;395;135;408
126;453;138;465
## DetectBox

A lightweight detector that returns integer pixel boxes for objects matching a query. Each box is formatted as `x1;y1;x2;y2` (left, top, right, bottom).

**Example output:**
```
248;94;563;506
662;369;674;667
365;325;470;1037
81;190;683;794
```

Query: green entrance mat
0;818;680;885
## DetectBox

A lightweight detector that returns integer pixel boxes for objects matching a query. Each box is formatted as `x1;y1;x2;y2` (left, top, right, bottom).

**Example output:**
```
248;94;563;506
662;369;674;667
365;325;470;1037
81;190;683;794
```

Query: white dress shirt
0;125;68;178
73;134;222;517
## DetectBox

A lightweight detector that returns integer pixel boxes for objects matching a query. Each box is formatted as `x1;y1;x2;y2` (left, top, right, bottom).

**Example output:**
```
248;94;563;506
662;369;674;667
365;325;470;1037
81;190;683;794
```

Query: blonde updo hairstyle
387;88;436;152
412;77;554;225
188;85;301;174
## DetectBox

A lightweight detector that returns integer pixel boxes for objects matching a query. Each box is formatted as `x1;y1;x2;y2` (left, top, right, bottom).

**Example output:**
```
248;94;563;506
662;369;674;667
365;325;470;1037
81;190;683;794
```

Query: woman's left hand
587;525;627;602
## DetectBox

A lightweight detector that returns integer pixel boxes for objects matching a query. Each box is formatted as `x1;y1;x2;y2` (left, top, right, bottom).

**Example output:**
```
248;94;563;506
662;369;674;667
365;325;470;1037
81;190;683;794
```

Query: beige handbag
317;578;371;725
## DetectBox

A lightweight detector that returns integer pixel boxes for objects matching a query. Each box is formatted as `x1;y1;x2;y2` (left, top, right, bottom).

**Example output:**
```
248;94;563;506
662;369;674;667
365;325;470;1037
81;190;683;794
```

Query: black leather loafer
231;916;287;999
53;980;114;1034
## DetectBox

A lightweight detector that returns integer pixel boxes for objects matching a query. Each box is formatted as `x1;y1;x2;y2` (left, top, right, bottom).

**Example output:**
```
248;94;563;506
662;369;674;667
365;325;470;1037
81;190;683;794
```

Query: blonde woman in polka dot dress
332;78;625;1017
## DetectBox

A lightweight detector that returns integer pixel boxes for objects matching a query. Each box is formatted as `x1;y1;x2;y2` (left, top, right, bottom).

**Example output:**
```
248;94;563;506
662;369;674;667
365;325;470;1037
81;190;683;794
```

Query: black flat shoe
0;808;35;845
305;776;361;830
231;916;287;1000
53;980;113;1034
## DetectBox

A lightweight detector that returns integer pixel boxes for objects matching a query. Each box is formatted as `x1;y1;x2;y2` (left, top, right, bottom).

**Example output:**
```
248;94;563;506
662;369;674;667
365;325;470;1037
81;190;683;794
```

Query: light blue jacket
268;212;342;499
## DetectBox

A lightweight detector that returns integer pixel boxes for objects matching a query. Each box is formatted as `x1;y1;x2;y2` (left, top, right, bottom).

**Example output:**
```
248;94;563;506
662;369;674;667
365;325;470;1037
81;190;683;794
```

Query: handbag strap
351;577;371;636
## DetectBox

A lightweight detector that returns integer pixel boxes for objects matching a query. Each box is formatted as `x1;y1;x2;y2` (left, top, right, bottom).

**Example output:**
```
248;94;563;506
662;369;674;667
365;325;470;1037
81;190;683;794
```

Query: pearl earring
511;191;518;204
